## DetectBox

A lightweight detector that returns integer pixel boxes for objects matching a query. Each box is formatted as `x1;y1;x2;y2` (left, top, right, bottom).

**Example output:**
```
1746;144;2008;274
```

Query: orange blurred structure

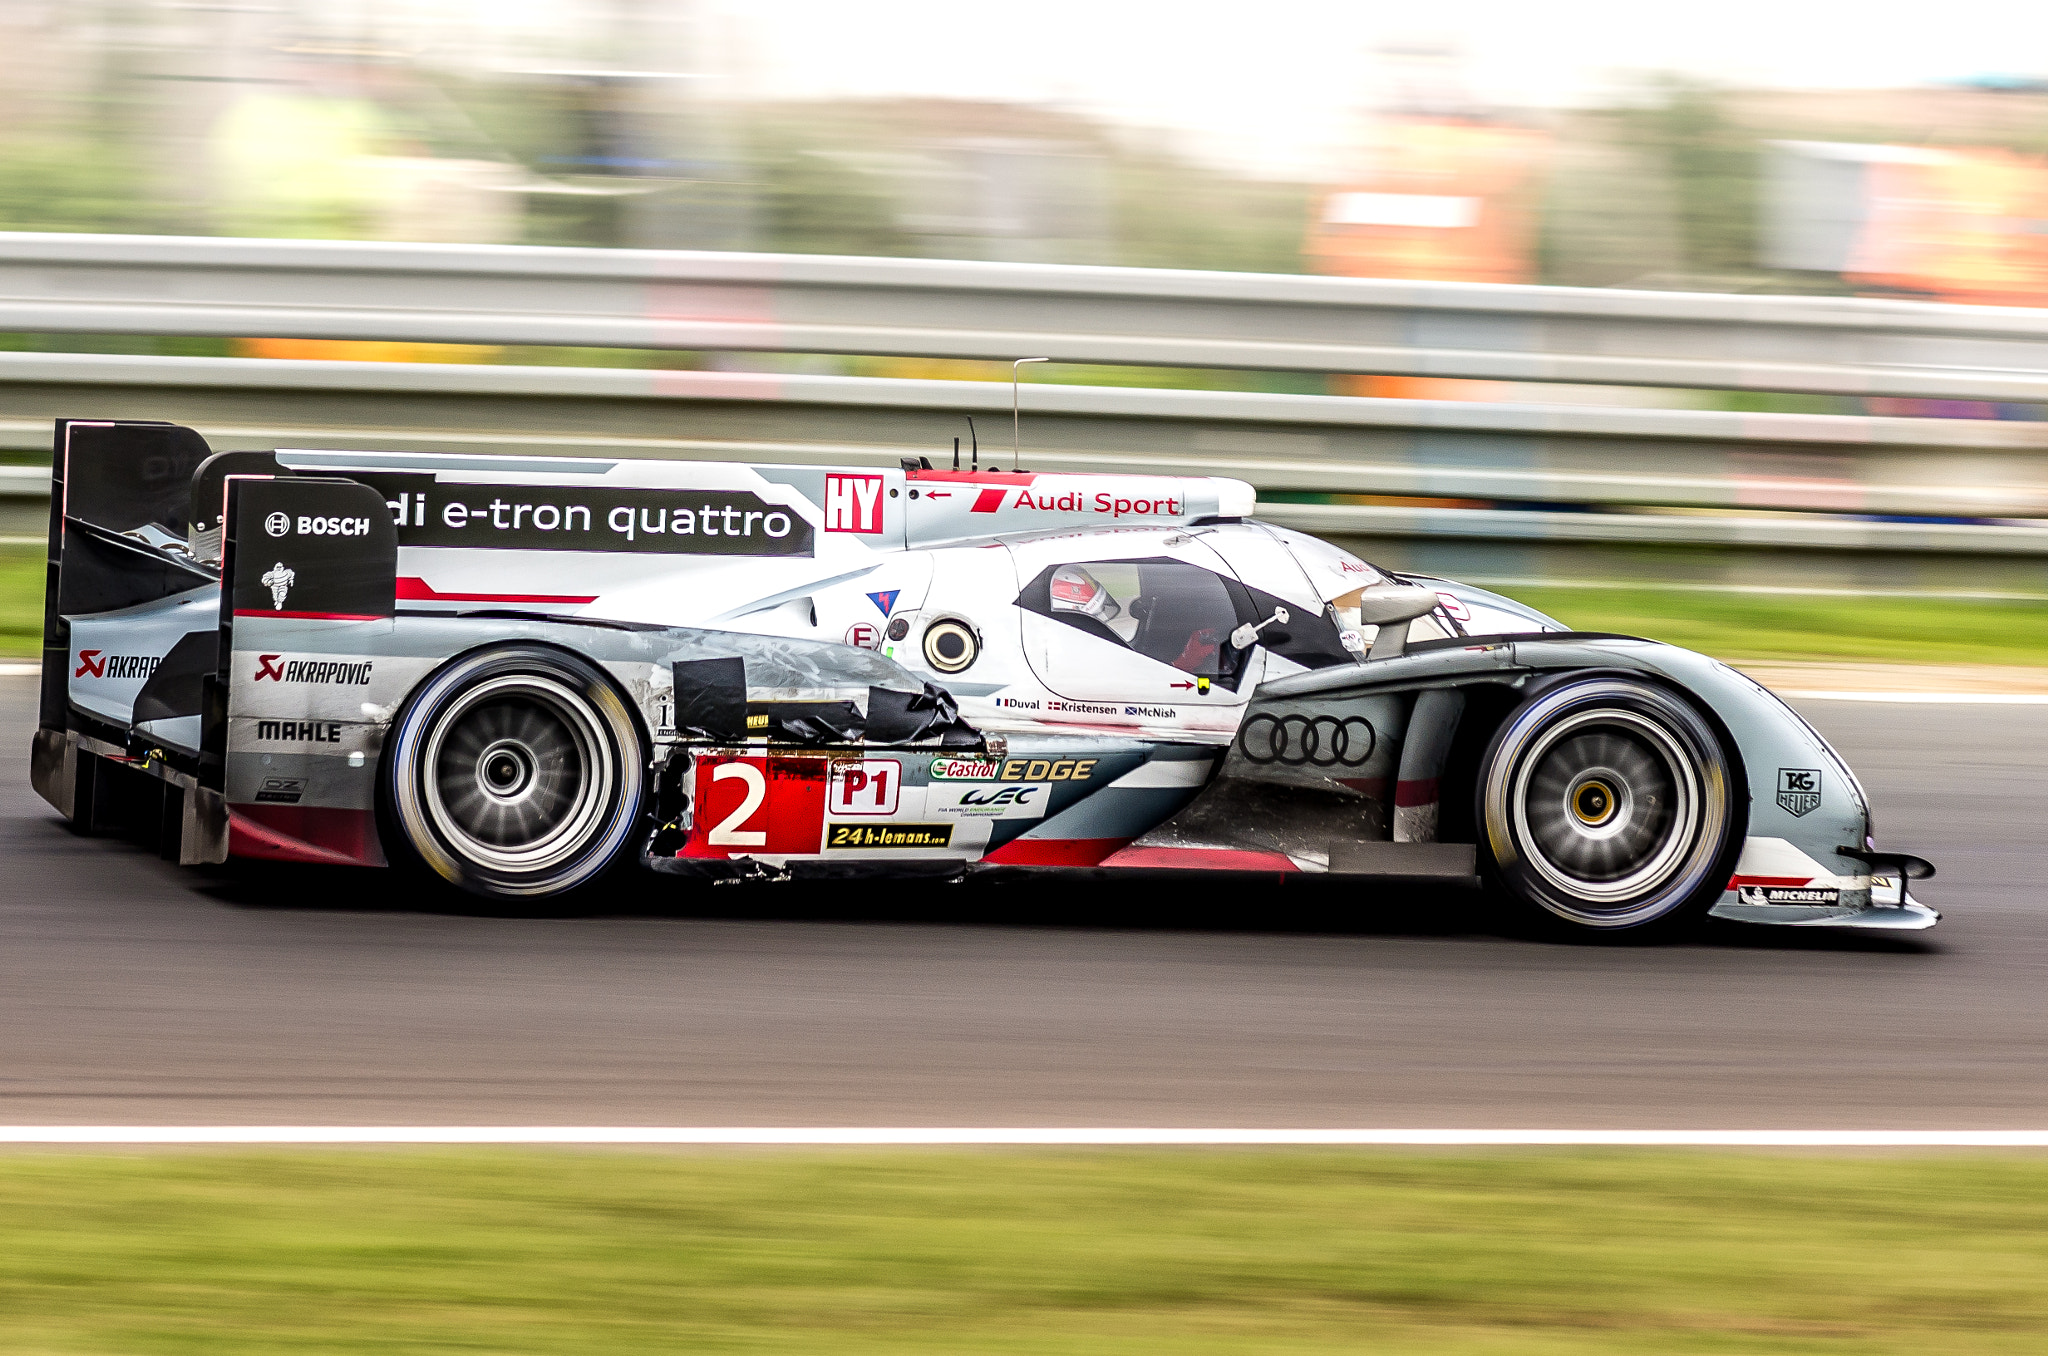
234;338;501;364
1309;120;1546;400
1307;120;1547;285
1848;148;2048;307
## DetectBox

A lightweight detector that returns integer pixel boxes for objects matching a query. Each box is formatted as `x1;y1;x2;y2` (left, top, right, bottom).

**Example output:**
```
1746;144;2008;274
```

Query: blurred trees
1535;135;1685;288
735;100;1310;273
4;53;2046;302
0;140;155;234
1538;80;1778;292
1619;80;1763;282
0;64;1315;272
1102;143;1310;275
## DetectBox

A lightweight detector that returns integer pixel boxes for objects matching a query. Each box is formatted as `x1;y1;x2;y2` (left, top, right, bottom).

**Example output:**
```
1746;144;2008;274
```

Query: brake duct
1393;687;1466;844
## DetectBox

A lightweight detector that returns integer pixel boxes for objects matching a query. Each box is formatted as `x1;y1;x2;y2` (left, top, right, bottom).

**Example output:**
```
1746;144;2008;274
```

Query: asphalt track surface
2;677;2043;1129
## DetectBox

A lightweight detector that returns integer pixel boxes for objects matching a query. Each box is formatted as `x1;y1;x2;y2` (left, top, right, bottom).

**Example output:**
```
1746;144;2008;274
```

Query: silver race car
32;418;1936;936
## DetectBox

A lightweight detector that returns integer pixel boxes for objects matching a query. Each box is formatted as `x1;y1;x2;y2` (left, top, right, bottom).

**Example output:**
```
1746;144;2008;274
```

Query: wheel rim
1509;706;1703;912
419;674;617;876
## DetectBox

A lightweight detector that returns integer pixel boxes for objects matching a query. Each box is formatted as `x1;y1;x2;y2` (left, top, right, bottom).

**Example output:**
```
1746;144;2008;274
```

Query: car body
32;419;1936;934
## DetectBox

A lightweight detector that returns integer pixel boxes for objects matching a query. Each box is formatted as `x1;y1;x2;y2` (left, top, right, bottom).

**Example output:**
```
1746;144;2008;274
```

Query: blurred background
18;0;2048;295
22;0;2048;294
8;0;2048;655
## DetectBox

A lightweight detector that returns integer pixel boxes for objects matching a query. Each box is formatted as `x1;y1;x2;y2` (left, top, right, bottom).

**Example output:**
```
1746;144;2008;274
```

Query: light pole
1012;357;1048;470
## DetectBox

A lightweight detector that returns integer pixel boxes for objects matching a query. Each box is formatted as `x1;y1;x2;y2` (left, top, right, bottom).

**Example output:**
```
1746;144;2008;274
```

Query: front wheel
1477;677;1741;936
383;645;647;900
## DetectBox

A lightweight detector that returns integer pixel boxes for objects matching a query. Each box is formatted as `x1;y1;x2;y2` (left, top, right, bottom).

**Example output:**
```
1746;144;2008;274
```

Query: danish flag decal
866;589;900;617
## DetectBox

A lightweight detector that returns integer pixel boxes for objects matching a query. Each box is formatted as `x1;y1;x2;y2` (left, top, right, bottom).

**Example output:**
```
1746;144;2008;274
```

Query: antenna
1012;357;1049;471
952;436;961;471
966;416;979;471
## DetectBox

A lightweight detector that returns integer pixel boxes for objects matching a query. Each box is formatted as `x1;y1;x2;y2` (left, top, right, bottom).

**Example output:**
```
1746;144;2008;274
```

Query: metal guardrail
11;231;2048;402
3;232;2046;562
3;350;2045;555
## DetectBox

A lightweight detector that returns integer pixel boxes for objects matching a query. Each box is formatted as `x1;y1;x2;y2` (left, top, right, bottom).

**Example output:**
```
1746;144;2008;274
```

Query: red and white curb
1;1127;2047;1146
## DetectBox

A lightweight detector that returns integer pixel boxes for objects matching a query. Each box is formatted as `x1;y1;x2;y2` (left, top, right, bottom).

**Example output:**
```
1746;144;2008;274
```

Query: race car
31;418;1936;936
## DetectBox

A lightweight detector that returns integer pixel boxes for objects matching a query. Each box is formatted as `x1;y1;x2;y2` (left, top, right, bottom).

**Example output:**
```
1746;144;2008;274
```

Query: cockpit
1046;560;1245;683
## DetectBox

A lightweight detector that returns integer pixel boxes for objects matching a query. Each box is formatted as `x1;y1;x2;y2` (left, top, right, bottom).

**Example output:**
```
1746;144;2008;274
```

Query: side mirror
1230;605;1290;651
1353;585;1440;626
1347;585;1440;660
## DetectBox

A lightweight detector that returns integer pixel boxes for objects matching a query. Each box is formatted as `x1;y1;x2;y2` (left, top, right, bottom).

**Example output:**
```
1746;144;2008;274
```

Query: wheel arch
1430;667;1750;853
381;635;656;772
1471;668;1751;933
1507;639;1874;885
1485;664;1752;823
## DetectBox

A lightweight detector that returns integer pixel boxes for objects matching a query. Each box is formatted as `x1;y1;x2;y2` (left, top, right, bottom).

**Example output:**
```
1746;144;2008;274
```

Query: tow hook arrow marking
1170;681;1196;690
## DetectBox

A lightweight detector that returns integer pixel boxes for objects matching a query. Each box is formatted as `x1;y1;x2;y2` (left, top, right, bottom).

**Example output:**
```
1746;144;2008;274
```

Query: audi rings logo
1240;713;1377;767
264;511;290;538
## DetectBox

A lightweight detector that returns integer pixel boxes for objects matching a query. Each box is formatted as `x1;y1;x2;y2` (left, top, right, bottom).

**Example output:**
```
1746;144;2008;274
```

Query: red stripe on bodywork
969;488;1009;513
1728;874;1816;888
229;806;384;868
396;577;598;605
981;836;1130;867
1098;845;1299;872
1393;777;1440;807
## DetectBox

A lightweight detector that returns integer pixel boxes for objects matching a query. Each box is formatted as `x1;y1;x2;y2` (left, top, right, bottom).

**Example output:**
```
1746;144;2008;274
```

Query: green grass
1494;585;2048;667
1;544;43;656
4;1150;2048;1353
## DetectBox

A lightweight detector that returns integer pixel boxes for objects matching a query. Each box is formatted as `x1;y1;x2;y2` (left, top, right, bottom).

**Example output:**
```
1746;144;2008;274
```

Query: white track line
1780;690;2048;703
2;1127;2047;1147
1459;576;2048;602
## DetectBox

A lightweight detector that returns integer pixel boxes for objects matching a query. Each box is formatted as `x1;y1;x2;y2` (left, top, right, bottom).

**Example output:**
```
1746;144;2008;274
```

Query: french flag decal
866;589;900;617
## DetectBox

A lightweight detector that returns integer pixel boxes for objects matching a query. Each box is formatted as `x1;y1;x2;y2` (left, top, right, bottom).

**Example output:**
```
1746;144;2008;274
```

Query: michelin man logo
261;562;296;611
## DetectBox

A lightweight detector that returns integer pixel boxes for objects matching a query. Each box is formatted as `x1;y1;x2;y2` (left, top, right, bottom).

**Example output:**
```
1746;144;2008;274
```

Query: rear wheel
1478;677;1739;936
384;645;646;900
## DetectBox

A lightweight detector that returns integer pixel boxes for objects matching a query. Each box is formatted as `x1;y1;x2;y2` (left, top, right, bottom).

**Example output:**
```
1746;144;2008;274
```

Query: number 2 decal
680;755;827;858
708;762;767;846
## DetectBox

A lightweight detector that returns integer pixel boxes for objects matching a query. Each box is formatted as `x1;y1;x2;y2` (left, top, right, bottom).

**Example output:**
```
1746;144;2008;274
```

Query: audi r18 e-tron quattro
31;419;1935;936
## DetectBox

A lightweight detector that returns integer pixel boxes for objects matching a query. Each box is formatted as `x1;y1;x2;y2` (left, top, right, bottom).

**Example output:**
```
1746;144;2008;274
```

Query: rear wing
37;420;215;738
31;419;395;863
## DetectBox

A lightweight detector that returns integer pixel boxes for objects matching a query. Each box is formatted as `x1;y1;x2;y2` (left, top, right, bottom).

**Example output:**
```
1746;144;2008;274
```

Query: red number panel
679;754;827;858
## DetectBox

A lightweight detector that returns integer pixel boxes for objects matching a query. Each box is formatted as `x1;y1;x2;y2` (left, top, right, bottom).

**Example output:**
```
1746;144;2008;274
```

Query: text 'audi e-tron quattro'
32;419;1937;936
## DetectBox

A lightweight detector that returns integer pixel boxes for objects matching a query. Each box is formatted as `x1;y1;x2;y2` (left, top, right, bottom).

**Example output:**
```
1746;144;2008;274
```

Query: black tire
383;645;646;900
1476;677;1741;936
